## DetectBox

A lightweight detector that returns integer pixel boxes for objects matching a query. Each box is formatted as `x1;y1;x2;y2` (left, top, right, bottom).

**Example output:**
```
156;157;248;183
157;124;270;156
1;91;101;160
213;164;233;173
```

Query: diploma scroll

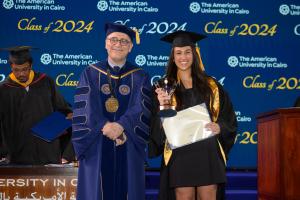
162;103;214;149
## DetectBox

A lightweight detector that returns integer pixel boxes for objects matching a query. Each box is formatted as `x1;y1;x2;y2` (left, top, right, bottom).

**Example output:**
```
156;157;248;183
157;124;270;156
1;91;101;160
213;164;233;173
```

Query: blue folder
31;111;71;142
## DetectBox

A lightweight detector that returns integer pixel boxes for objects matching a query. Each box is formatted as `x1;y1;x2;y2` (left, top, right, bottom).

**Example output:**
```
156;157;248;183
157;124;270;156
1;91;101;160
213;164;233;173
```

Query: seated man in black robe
0;46;74;165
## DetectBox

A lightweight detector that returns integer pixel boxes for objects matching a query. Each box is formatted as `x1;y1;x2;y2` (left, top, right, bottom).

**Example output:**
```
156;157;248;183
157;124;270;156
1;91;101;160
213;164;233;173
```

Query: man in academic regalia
0;46;74;165
72;22;152;200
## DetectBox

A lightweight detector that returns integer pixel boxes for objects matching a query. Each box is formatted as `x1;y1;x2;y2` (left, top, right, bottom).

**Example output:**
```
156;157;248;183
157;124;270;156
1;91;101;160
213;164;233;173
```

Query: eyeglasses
107;37;131;46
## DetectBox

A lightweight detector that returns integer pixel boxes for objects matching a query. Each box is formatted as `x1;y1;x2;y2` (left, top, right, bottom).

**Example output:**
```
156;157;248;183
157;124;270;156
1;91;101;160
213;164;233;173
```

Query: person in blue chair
72;22;152;200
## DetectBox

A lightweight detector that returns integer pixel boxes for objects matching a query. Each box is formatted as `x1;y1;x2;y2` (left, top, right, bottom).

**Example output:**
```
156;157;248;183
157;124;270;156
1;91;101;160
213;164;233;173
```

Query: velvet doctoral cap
105;22;136;42
0;46;37;65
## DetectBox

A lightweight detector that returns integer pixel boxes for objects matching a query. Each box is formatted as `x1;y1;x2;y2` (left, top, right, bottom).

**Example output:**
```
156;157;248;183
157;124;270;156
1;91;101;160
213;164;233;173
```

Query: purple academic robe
72;61;152;200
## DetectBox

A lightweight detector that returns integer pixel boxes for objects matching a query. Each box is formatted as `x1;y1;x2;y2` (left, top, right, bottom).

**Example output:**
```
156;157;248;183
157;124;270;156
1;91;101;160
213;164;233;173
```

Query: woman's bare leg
175;187;195;200
196;184;217;200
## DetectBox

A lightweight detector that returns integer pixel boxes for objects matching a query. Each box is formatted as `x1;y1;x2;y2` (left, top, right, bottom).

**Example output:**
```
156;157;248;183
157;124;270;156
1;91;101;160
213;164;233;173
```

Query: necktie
113;66;121;72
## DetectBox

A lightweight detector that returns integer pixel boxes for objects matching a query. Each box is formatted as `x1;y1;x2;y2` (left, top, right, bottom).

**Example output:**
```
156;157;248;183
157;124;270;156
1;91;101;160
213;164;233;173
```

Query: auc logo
279;5;290;15
227;56;239;67
97;0;108;11
135;55;146;66
40;54;52;65
3;0;14;9
189;2;201;13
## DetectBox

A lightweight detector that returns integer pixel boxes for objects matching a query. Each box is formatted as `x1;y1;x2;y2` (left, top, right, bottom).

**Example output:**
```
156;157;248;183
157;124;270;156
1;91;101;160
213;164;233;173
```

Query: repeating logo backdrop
1;0;299;169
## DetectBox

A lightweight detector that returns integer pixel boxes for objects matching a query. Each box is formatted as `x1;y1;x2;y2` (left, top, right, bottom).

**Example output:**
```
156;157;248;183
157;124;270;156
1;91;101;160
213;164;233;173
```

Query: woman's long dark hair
165;46;215;114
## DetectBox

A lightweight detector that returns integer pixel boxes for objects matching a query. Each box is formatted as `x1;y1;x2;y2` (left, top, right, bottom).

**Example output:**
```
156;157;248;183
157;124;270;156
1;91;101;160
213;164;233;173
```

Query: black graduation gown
0;72;72;165
148;79;237;200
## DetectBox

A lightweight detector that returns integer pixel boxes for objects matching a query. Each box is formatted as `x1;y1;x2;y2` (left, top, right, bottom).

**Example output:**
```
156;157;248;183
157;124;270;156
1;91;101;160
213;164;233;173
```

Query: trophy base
158;105;177;117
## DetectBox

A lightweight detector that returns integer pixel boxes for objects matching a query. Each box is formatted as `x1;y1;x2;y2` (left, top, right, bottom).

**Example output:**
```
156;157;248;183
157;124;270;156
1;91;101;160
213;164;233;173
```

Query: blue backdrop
1;0;299;169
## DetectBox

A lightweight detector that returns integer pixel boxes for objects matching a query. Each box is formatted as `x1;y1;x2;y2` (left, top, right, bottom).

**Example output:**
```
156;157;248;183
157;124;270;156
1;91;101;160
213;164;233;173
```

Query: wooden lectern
257;108;300;200
0;166;78;199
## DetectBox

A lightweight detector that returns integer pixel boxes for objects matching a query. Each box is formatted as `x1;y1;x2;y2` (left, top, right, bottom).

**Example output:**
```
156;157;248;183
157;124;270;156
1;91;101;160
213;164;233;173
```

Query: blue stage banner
0;0;299;169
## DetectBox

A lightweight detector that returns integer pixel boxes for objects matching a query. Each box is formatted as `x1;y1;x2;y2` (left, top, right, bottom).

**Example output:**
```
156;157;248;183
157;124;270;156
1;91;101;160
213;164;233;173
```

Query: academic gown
72;61;152;200
148;78;237;200
0;72;72;165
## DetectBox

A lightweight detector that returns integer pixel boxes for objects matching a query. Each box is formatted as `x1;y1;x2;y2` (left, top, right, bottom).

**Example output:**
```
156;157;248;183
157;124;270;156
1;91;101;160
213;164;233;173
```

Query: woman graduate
149;31;237;200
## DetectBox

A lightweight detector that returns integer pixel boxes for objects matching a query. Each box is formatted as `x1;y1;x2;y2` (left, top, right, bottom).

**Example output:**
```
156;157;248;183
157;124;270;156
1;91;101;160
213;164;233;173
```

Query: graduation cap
31;112;71;142
160;30;206;47
161;31;207;71
0;46;37;65
105;22;140;44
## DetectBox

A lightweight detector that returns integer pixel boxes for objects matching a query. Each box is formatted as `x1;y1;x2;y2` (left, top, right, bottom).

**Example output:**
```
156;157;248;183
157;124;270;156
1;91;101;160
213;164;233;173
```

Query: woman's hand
155;88;171;106
205;122;221;135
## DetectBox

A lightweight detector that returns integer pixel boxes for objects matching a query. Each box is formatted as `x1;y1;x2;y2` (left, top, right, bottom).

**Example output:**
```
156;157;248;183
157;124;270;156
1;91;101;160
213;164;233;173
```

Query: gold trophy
154;77;177;117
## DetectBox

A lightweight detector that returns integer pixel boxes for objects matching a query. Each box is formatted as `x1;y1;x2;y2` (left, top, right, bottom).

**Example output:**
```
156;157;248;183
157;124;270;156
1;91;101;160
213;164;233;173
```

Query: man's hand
102;122;124;140
115;133;127;146
66;112;73;119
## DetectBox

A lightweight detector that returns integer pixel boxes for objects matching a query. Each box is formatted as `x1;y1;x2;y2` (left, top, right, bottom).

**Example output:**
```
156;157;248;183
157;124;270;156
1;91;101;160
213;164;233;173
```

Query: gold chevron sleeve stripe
90;64;142;79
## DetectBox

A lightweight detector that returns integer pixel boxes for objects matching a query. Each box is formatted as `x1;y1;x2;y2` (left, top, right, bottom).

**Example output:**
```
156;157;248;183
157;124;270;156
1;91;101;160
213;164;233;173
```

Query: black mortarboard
105;22;136;42
160;30;206;47
0;46;37;65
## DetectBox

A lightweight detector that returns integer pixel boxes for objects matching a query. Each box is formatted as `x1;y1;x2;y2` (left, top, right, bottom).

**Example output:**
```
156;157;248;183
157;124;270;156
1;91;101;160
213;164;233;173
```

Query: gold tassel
196;43;205;71
132;27;140;45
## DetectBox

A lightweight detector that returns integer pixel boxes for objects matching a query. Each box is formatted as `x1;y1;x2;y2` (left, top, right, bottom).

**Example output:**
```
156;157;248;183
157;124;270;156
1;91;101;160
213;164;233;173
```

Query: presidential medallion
105;96;119;112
